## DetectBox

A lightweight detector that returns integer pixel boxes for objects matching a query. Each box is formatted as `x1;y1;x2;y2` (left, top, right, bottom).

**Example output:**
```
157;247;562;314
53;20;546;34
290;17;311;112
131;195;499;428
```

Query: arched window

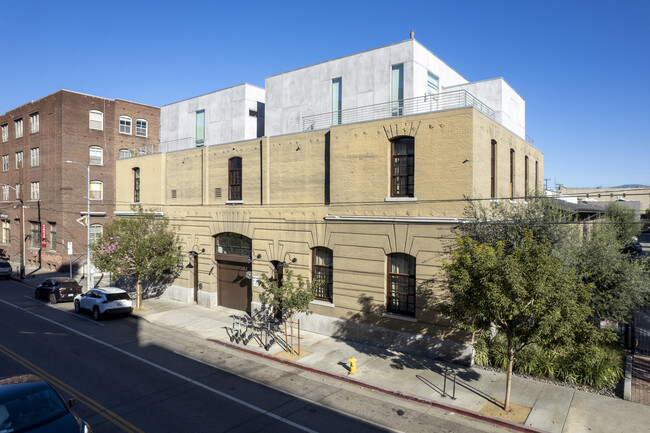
391;137;414;197
119;116;132;135
312;247;333;302
89;110;103;130
135;119;148;137
214;232;251;257
228;157;242;201
133;167;140;203
387;253;416;316
89;181;103;200
118;149;129;159
90;224;103;245
89;146;103;166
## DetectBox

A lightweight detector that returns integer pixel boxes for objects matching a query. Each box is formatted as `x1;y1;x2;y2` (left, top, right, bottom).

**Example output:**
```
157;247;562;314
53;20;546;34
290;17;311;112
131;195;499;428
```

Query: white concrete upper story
160;83;265;151
265;38;526;139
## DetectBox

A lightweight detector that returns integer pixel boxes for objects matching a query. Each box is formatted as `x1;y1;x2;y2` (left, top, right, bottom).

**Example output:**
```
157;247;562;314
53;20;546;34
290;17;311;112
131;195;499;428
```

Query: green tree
91;209;182;309
442;231;592;411
603;202;642;246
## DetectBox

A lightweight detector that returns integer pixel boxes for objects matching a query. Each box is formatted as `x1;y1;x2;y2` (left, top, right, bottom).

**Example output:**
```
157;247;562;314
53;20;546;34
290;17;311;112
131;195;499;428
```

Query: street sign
67;242;73;255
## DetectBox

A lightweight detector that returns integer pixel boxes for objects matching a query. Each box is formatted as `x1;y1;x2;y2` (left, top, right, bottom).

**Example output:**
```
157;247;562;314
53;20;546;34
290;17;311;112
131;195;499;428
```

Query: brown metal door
217;260;251;313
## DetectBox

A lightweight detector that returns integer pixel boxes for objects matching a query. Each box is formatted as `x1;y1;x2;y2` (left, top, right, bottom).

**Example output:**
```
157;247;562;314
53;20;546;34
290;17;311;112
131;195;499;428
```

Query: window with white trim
1;124;7;142
119;116;132;135
30;222;40;248
2;221;10;244
30;182;39;200
15;119;23;138
30;148;39;167
2;185;8;201
15;184;20;200
89;110;103;130
90;224;103;245
15;152;23;169
48;222;56;250
89;181;103;200
118;149;129;159
135;119;148;137
2;155;8;172
89;146;103;166
30;112;39;134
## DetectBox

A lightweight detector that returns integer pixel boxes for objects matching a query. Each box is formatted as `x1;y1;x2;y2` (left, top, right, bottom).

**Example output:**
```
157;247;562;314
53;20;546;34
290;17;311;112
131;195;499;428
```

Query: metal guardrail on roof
301;89;496;132
118;137;196;158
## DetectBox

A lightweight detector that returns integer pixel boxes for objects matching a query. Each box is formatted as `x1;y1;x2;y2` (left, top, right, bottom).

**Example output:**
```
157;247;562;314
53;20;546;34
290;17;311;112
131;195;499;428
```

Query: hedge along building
115;37;542;364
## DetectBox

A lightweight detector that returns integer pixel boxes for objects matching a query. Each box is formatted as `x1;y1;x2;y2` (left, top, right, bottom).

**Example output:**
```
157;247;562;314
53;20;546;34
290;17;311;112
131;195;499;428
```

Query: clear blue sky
2;1;648;189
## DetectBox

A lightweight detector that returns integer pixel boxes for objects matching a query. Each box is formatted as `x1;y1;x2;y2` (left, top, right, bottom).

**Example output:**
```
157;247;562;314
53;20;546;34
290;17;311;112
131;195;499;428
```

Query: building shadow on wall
113;273;176;299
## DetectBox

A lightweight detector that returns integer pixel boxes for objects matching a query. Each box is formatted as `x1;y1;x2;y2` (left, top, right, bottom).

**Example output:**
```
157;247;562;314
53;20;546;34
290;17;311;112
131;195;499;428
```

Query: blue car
0;374;92;432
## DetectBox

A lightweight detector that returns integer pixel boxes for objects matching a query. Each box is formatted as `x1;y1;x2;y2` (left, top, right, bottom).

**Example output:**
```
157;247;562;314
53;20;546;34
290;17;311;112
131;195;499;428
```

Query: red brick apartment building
0;90;159;274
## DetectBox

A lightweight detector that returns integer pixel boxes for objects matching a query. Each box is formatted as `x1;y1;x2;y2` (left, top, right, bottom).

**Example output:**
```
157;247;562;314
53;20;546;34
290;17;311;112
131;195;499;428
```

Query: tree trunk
136;278;142;310
504;342;515;411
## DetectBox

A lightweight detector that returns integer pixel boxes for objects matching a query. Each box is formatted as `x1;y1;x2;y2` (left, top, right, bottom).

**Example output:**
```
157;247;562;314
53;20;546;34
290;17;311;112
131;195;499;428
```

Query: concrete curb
207;338;547;433
624;354;632;401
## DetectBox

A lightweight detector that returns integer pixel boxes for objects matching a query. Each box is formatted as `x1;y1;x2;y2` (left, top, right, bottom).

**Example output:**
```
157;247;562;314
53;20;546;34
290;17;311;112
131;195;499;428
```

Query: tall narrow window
490;140;497;198
15;152;23;169
30;113;39;134
133;167;140;203
195;110;205;146
1;124;7;142
89;110;103;130
30;222;40;248
15;119;23;138
88;146;103;166
391;64;404;116
228;157;242;201
312;247;333;302
49;222;56;250
535;161;539;192
135;119;148;137
30;182;39;200
30;148;39;167
426;71;439;110
391;137;414;197
510;149;515;199
90;224;103;245
2;185;8;201
119;116;132;134
89;181;103;200
2;155;8;172
332;77;342;126
2;221;10;244
524;155;529;199
387;253;416;316
15;184;20;200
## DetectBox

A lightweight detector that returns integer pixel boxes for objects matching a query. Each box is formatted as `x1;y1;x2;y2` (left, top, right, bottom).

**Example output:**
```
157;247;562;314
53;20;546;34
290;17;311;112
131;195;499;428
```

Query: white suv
74;287;133;321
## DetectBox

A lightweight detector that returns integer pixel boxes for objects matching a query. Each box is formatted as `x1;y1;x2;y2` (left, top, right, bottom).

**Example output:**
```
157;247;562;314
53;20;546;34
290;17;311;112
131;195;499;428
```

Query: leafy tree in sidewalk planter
91;208;182;310
442;231;593;411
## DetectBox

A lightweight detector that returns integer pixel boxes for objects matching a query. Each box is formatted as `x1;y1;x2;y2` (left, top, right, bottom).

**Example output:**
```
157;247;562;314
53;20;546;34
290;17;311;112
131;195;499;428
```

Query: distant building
115;38;542;364
557;186;650;218
0;90;159;274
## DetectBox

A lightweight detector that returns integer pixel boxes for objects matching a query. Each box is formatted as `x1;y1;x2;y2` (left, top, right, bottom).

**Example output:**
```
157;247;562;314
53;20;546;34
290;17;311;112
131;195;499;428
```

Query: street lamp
64;160;93;291
1;183;25;279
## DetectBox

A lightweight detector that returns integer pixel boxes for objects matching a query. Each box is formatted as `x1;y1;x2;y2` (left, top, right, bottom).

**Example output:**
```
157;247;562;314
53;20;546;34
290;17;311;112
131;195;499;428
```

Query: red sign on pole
41;223;47;248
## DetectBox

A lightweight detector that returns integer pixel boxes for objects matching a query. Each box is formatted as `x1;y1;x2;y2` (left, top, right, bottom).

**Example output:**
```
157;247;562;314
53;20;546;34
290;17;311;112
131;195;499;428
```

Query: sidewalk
13;271;650;433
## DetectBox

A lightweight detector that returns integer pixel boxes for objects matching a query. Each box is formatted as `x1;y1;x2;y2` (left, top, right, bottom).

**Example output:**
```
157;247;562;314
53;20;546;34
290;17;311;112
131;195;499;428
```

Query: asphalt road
0;279;508;433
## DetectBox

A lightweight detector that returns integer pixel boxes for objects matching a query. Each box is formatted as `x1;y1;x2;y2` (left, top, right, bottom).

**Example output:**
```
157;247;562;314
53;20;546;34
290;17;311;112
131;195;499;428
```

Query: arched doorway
214;233;252;313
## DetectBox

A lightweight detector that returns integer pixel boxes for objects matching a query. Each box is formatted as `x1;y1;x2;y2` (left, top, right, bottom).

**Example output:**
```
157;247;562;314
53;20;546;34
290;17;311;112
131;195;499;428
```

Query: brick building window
49;222;56;250
2;185;8;201
15;152;23;169
30;222;40;248
15;119;23;138
30;113;39;134
228;157;242;201
2;221;10;244
15;184;20;200
387;253;416;317
135;119;148;137
89;181;103;200
89;110;103;130
89;146;103;165
391;137;414;197
30;182;39;200
118;149;129;159
2;155;8;172
90;224;103;245
30;148;39;167
1;124;7;142
312;247;333;302
119;116;132;135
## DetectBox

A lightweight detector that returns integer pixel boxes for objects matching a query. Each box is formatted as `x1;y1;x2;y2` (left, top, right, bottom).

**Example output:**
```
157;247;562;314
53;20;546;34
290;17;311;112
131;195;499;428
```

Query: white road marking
0;298;318;433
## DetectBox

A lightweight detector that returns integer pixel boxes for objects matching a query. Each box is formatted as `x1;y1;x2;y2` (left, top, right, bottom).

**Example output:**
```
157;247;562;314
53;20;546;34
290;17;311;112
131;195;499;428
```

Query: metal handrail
302;89;496;132
118;137;196;158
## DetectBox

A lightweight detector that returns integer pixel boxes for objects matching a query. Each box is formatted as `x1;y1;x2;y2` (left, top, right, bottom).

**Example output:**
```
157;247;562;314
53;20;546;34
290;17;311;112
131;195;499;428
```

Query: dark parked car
35;278;82;304
0;374;92;432
0;261;11;279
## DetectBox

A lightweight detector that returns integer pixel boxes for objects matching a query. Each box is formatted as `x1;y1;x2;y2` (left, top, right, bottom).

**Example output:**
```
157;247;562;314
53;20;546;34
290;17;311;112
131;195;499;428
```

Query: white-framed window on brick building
30;222;40;248
15;119;23;138
15;184;20;200
30;112;39;134
30;182;39;200
15;152;23;169
89;146;103;166
89;110;103;130
387;253;416;317
2;221;10;244
2;155;8;172
30;148;39;167
135;119;148;137
2;185;9;201
119;116;132;135
118;149;129;159
89;181;103;200
90;224;103;245
48;222;56;250
1;124;7;142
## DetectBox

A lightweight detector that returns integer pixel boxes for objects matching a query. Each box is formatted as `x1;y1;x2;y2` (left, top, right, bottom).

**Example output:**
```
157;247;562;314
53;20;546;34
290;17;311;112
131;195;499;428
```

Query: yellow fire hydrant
348;357;358;375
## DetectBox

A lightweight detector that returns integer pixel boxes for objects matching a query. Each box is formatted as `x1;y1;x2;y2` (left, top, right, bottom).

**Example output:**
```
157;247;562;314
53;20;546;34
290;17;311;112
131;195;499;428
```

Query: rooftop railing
301;89;496;132
118;137;196;158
